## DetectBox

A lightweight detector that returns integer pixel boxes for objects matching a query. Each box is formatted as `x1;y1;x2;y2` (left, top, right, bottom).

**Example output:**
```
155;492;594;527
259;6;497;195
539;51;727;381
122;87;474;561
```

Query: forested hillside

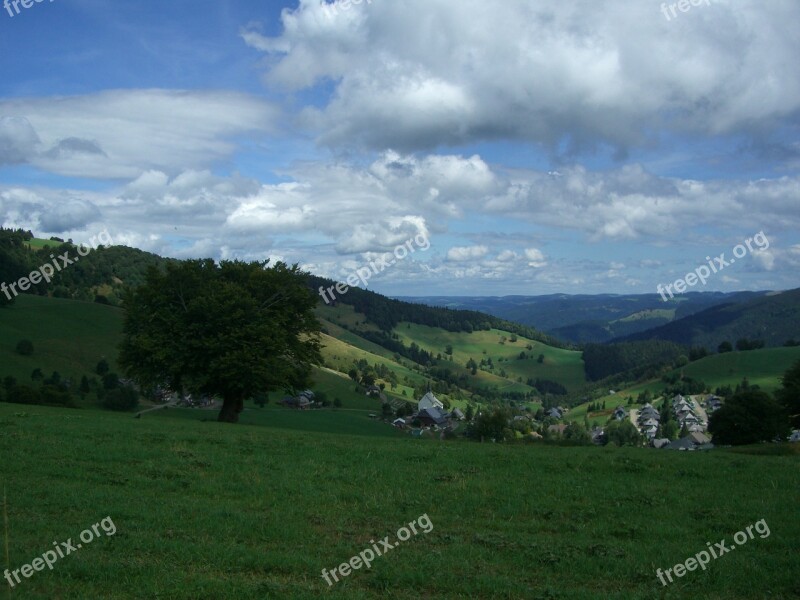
617;289;800;349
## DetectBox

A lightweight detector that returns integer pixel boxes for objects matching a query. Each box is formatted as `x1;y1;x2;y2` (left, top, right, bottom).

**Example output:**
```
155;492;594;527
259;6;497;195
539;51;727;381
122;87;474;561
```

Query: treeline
583;340;686;381
526;377;568;396
358;330;435;365
308;275;568;348
0;361;138;412
0;228;171;306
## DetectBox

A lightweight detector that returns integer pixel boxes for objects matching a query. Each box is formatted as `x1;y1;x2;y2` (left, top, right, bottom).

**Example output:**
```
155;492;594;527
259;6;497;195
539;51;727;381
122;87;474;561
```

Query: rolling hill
616;288;800;349
0;279;587;416
398;292;765;343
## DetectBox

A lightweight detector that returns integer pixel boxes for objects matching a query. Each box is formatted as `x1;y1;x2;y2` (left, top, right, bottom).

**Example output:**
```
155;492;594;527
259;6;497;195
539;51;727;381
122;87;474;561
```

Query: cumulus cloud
245;0;800;154
2;150;798;294
525;248;547;268
447;246;489;262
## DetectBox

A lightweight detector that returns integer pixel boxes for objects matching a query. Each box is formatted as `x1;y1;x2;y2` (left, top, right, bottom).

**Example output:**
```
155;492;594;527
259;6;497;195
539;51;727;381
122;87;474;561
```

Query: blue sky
1;0;798;296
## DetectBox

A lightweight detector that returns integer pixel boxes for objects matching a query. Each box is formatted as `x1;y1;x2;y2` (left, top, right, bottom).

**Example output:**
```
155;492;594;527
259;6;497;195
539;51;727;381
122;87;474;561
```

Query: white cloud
447;245;489;262
525;248;547;268
246;0;800;153
0;90;278;178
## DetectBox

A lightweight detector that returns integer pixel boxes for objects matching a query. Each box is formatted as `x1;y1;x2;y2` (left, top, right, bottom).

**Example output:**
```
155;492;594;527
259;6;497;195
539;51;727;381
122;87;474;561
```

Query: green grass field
0;295;123;383
679;347;800;392
393;323;586;393
1;404;797;599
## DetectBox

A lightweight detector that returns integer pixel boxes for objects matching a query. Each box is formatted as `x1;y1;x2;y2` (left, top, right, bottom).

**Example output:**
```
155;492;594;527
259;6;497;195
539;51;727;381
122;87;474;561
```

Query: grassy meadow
0;295;123;383
1;404;798;599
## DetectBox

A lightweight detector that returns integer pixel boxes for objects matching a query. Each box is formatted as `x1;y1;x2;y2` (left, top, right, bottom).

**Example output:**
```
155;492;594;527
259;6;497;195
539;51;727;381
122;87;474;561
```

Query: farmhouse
417;406;449;427
418;391;444;412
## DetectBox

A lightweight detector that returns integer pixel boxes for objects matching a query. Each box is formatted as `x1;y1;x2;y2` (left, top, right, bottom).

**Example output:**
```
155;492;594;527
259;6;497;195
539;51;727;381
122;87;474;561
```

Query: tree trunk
218;396;244;423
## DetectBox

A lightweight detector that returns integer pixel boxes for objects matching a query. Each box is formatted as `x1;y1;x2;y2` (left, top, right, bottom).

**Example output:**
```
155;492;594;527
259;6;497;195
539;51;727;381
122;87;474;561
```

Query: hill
0;294;123;383
398;292;763;343
616;288;800;349
0;280;587;416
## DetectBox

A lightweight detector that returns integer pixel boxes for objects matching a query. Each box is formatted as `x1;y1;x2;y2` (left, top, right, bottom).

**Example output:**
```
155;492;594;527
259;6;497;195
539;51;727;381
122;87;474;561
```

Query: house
639;404;659;419
613;406;628;421
789;430;800;443
688;432;711;445
652;438;671;449
674;399;691;412
705;396;723;412
281;390;314;409
664;437;696;451
451;407;466;421
392;418;407;429
418;391;444;412
366;385;382;397
665;434;713;451
547;407;564;419
417;406;449;427
642;426;659;440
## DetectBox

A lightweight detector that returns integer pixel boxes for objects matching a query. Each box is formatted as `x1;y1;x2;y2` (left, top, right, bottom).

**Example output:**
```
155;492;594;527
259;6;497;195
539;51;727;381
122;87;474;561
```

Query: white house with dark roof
418;391;444;412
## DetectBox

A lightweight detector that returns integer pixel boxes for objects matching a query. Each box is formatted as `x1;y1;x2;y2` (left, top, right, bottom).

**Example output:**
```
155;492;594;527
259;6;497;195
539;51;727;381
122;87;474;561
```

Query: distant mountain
614;288;800;349
397;292;766;343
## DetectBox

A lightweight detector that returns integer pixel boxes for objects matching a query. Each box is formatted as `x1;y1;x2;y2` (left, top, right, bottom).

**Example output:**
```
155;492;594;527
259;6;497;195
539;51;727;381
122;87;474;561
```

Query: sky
0;0;798;297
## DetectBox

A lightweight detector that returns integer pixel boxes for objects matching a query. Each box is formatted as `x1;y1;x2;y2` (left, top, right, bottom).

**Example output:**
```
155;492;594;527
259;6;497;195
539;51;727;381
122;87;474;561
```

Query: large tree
119;259;322;423
708;390;790;445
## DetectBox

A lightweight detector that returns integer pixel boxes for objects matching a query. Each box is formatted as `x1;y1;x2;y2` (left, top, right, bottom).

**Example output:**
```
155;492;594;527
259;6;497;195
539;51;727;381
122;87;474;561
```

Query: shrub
102;386;139;411
15;339;34;356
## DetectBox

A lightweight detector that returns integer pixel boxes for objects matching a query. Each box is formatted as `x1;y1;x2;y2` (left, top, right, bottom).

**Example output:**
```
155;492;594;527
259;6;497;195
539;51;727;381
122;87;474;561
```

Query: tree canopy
119;259;322;423
708;390;790;445
776;360;800;428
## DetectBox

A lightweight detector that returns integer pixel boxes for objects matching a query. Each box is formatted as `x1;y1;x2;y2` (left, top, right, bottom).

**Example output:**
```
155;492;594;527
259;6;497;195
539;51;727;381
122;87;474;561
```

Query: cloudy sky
1;0;798;296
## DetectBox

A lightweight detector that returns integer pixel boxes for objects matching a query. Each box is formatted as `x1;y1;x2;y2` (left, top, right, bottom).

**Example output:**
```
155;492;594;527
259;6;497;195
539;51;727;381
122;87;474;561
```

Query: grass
1;403;798;599
0;295;123;383
393;323;586;392
678;347;800;393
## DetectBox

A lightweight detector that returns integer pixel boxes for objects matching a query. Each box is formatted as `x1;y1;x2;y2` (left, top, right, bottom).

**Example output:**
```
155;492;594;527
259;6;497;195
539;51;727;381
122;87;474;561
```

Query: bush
102;372;120;390
40;384;75;407
15;339;34;356
102;386;139;411
5;384;41;405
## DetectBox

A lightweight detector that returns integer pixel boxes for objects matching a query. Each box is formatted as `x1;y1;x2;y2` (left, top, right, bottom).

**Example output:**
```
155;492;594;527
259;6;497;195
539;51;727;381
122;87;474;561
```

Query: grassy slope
393;323;586;393
680;347;800;392
0;295;124;382
0;404;797;599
